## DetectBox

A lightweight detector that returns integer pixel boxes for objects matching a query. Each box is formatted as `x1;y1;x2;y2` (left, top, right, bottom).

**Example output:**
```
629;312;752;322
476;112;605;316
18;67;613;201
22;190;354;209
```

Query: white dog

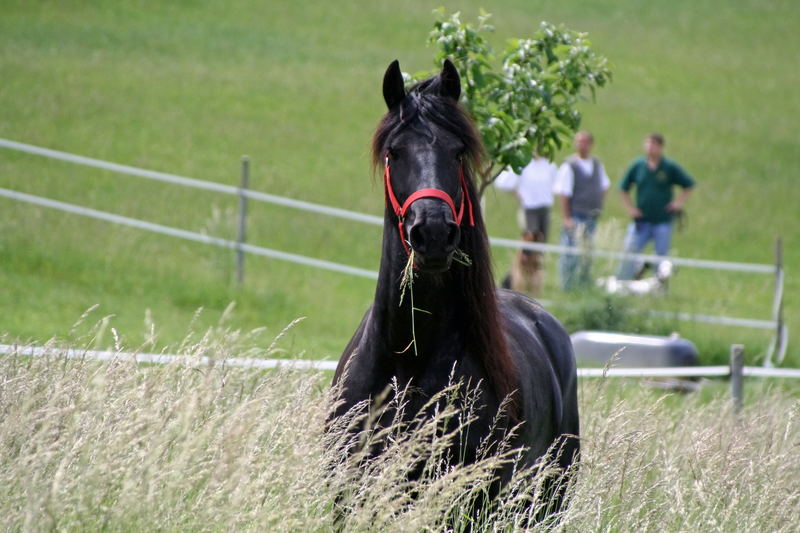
597;261;674;296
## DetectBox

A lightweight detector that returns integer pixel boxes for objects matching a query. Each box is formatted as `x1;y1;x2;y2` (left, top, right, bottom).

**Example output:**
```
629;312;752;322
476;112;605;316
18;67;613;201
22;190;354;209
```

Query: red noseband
383;154;475;256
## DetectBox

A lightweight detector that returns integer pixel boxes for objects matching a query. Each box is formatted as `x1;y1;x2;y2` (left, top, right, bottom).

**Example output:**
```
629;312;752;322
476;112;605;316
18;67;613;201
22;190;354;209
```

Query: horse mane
370;79;519;417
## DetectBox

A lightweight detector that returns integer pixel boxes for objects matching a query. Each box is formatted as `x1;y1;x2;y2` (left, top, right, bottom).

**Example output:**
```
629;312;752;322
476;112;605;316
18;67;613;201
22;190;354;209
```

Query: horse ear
440;58;461;102
383;59;406;109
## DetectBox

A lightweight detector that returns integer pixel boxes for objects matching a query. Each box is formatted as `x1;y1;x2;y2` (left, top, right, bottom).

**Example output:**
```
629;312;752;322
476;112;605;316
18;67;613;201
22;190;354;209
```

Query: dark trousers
520;206;551;241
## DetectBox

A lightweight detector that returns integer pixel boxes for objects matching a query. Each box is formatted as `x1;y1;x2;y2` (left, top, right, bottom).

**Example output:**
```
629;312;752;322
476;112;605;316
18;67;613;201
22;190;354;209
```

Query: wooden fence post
730;344;744;413
236;156;250;285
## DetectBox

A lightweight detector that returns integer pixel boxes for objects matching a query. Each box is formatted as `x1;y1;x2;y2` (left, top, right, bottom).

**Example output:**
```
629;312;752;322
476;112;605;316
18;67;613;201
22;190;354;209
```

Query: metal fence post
774;237;785;363
730;344;744;413
765;237;787;367
236;156;250;285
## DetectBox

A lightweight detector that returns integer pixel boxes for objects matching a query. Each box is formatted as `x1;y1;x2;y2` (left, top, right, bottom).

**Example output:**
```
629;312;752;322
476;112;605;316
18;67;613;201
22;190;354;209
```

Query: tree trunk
477;165;504;198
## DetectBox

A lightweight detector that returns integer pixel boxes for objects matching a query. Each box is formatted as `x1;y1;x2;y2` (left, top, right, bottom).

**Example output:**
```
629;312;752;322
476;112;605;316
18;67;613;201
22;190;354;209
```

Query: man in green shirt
617;133;695;279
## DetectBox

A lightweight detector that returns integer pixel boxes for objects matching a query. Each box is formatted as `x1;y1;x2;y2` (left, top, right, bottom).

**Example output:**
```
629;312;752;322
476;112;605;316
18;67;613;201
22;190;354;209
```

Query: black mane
370;82;519;415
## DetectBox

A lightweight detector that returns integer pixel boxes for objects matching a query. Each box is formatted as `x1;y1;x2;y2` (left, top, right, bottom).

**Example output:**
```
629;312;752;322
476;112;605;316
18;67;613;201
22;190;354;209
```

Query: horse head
378;59;475;273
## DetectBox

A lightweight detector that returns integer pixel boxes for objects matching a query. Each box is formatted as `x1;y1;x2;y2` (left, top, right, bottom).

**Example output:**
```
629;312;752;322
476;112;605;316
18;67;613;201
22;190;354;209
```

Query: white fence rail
0;138;385;226
2;343;798;412
0;137;774;273
0;138;787;365
0;343;340;371
3;186;781;334
0;188;378;280
3;343;800;378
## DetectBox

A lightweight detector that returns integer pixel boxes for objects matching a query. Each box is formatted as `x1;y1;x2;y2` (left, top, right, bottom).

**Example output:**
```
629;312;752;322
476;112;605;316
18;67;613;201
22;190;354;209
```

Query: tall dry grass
0;331;797;531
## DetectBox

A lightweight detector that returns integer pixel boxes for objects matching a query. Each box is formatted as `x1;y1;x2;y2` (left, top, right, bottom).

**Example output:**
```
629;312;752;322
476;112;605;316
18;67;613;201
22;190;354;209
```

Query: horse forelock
371;86;484;173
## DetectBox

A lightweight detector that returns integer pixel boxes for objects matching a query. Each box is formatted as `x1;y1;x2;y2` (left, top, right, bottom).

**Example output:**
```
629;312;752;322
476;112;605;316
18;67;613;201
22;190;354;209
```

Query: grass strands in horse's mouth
399;250;415;308
398;250;420;356
398;249;471;357
452;248;472;267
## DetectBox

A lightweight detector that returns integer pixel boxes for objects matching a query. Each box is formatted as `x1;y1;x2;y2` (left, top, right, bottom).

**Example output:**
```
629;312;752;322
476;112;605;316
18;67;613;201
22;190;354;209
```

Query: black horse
331;59;579;523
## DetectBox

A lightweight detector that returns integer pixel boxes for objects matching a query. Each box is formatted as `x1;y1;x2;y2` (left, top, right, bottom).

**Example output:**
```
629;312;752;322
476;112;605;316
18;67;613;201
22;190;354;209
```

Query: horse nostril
408;223;426;253
445;222;460;252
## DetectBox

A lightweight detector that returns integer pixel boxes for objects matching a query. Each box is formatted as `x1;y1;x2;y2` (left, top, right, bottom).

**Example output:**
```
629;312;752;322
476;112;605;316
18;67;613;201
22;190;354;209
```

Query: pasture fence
0;137;788;365
1;343;798;411
0;188;379;280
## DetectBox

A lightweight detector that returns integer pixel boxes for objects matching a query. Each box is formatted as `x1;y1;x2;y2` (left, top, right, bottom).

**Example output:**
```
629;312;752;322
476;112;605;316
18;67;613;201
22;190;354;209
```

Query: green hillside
0;0;797;366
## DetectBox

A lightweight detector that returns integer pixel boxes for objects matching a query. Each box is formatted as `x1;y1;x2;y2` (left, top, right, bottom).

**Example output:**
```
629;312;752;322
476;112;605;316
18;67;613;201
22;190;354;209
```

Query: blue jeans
617;220;673;280
559;214;597;290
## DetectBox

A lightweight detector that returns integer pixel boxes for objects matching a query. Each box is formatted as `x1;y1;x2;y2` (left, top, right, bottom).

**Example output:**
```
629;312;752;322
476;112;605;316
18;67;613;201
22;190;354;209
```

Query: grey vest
567;156;603;217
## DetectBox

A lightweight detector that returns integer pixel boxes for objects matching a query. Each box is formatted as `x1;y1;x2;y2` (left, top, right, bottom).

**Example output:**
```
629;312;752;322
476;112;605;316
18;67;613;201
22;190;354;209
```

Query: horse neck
371;214;492;358
370;209;520;420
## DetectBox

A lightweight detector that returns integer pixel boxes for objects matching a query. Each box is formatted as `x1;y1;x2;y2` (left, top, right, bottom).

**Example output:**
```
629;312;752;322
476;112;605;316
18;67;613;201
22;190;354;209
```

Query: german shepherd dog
501;231;545;297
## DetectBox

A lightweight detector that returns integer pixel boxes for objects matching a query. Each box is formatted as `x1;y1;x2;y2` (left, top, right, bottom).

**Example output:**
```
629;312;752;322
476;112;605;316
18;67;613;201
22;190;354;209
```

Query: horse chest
385;356;500;444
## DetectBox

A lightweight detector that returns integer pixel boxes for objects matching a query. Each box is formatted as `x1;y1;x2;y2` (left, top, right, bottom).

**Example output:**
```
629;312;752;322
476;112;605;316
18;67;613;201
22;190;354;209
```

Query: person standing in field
495;152;557;294
553;130;610;290
617;133;695;279
494;152;558;240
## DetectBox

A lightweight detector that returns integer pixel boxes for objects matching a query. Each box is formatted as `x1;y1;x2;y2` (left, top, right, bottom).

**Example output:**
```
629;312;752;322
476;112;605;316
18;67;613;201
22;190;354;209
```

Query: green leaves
414;12;612;194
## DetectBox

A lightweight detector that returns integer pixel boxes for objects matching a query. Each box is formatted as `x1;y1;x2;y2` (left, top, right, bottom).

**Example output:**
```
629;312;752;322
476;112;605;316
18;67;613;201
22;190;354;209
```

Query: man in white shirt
494;155;558;240
553;131;610;290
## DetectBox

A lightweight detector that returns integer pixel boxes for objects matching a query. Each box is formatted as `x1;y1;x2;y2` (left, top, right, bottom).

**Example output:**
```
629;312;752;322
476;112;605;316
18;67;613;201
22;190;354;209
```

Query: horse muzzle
405;201;460;272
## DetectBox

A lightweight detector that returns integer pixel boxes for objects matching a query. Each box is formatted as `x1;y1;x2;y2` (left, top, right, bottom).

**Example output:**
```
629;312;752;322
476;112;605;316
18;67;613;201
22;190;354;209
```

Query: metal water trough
570;331;699;368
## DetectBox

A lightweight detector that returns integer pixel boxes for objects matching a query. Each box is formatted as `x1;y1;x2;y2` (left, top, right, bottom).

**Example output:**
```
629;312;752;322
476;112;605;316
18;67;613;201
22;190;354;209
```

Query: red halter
383;154;475;256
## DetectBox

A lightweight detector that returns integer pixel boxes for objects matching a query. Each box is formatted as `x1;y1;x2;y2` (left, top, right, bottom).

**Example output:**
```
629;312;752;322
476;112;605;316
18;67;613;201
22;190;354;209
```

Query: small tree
412;9;612;195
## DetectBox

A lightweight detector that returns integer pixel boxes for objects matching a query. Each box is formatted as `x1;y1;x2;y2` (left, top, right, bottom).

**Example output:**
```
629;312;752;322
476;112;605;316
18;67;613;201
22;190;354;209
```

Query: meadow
0;0;797;368
2;4;799;528
1;336;797;531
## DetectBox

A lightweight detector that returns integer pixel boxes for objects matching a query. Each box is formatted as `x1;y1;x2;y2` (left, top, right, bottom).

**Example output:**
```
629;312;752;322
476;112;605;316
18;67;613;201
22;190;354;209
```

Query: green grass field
1;0;797;366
